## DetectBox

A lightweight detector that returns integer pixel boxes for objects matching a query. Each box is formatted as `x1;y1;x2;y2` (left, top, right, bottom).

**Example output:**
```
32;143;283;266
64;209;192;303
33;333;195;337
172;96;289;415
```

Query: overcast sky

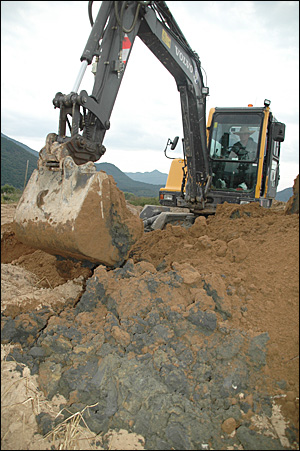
1;1;299;190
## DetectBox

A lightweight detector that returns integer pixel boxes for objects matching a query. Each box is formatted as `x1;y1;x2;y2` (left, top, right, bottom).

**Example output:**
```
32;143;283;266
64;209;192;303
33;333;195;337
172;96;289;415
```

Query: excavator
153;98;286;228
14;1;286;267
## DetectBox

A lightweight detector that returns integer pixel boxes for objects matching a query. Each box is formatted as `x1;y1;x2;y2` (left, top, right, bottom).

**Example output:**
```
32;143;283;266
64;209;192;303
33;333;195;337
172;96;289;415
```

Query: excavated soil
1;180;299;450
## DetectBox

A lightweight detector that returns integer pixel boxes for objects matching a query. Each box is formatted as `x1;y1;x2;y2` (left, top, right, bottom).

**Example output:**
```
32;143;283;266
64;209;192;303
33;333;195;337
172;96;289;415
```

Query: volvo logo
175;45;200;85
175;45;193;73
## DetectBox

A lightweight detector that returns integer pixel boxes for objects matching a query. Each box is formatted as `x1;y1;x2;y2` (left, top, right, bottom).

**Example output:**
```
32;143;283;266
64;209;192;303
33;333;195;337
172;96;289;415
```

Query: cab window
209;113;263;192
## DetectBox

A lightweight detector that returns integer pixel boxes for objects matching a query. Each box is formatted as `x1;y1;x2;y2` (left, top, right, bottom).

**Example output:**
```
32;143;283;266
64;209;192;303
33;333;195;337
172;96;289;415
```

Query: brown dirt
1;187;299;449
1;204;145;450
285;174;299;215
130;201;299;396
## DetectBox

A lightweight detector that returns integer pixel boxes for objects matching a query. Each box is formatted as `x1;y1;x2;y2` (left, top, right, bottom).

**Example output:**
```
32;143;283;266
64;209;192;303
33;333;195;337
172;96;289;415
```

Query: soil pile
1;191;299;450
285;174;299;215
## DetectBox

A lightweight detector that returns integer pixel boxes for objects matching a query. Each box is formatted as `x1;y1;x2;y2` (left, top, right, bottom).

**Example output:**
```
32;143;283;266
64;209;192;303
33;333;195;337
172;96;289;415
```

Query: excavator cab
159;101;285;211
207;103;285;208
209;110;262;192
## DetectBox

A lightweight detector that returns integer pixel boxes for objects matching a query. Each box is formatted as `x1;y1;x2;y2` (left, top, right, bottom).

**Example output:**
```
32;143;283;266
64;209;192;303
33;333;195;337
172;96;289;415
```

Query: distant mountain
125;169;168;185
1;133;39;157
1;133;293;200
1;135;39;190
1;134;163;197
275;187;293;202
95;162;164;197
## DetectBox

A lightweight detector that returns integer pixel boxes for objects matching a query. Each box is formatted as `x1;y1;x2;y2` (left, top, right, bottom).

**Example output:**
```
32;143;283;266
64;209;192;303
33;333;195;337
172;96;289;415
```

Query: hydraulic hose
88;1;94;26
114;1;150;34
114;1;140;33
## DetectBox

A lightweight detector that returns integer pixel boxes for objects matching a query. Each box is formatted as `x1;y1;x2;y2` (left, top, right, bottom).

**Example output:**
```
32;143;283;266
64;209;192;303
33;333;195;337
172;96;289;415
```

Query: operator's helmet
234;126;255;136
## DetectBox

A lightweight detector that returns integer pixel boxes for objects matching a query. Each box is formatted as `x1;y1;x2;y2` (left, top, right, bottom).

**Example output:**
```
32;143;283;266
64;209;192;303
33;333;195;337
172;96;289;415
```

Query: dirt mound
1;222;36;264
1;200;299;450
130;201;299;390
285;174;299;215
2;222;92;288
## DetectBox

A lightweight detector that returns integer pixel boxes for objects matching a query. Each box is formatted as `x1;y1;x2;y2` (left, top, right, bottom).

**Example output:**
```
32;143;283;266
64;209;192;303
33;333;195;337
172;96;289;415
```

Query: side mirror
170;136;179;150
164;136;180;159
272;122;285;142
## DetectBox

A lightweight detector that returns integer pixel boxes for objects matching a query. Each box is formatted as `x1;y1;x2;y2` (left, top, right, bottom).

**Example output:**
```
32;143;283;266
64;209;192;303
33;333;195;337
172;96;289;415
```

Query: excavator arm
53;0;211;203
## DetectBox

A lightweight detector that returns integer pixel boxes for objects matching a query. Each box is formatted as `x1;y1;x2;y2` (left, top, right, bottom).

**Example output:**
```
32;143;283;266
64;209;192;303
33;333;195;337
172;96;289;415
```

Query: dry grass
34;276;53;289
1;345;44;414
43;404;100;450
1;345;103;450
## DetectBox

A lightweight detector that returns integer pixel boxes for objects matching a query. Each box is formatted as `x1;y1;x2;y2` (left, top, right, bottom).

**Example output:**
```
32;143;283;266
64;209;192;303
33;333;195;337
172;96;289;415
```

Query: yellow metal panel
160;158;185;192
206;108;215;145
160;108;215;194
255;108;270;199
264;175;269;198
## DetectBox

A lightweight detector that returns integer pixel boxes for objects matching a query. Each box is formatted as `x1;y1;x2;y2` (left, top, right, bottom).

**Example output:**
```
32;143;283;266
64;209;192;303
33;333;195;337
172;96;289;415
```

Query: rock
248;332;270;368
221;417;237;434
197;235;213;249
111;326;131;347
38;360;63;399
36;412;55;435
236;425;284;450
216;332;244;360
171;262;201;285
213;239;228;257
227;237;249;263
187;307;217;334
189;216;207;237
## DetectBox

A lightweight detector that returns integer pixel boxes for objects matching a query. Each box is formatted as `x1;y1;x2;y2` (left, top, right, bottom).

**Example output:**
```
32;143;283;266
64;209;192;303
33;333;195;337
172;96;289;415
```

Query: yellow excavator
155;101;285;223
14;1;285;267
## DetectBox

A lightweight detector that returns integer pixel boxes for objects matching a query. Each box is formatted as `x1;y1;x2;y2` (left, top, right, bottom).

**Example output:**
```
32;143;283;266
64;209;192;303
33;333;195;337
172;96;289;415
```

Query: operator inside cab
209;114;261;192
231;125;257;160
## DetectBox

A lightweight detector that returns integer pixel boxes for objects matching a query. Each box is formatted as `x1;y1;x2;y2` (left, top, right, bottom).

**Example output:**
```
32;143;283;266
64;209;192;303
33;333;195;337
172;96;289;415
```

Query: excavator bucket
13;136;144;267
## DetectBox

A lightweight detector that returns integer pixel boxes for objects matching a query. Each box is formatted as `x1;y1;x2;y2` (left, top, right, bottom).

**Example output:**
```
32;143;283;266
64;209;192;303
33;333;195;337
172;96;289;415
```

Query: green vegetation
1;135;161;207
96;162;163;197
1;134;291;206
1;184;22;203
1;135;163;198
124;192;160;207
1;135;38;190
